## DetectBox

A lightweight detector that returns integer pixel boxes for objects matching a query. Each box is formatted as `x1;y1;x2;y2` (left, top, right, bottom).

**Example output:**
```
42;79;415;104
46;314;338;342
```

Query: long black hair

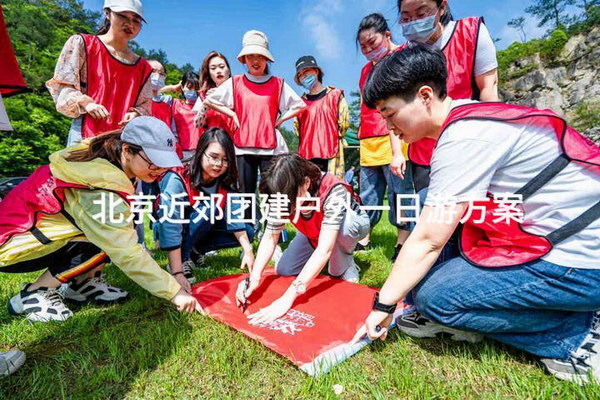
397;0;454;26
356;13;392;47
189;127;239;191
96;9;111;35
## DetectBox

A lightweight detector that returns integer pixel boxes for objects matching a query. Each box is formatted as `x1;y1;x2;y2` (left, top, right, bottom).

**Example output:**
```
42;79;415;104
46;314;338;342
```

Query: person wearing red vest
46;0;152;146
148;59;173;128
396;0;499;192
153;128;255;292
234;154;371;325
293;55;350;179
171;71;201;160
353;45;600;383
0;117;202;324
192;51;236;138
204;30;306;196
356;14;416;262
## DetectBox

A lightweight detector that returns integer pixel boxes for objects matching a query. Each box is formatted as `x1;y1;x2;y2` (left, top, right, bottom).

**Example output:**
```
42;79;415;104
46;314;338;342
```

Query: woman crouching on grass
0;117;201;322
236;154;370;325
154;127;256;291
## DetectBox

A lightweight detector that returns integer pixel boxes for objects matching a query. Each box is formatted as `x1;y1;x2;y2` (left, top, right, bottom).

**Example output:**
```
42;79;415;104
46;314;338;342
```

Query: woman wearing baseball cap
204;30;306;197
0;117;202;323
293;55;349;179
46;0;153;145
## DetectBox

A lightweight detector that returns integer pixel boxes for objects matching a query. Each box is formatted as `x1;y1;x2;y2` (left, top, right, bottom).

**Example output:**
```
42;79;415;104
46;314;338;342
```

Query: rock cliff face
501;27;600;143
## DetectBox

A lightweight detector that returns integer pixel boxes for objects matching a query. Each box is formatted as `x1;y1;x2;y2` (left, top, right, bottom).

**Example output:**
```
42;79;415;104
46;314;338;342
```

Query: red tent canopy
0;4;28;97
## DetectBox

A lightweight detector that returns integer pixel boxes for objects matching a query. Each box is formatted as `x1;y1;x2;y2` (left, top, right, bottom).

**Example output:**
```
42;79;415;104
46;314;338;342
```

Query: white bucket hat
237;30;275;63
104;0;146;23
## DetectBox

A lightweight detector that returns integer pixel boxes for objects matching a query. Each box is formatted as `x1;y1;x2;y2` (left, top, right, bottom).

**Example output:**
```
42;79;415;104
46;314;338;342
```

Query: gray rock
583;126;600;145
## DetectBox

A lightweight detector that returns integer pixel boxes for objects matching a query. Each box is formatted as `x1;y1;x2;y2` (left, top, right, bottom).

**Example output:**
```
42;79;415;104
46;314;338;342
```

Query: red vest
80;34;152;138
0;4;28;97
172;99;200;151
199;91;236;138
297;88;343;160
293;174;359;247
0;165;129;248
232;75;283;149
408;17;484;166
151;98;172;128
358;47;403;140
437;103;600;268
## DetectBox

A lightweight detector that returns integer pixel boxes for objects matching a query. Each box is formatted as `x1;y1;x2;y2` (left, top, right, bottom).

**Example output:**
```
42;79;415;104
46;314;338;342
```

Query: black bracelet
172;271;184;276
372;292;397;314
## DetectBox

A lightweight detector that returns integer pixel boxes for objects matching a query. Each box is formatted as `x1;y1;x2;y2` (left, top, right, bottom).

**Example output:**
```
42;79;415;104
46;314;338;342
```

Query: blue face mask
401;13;438;43
183;89;198;102
301;74;317;91
150;73;165;91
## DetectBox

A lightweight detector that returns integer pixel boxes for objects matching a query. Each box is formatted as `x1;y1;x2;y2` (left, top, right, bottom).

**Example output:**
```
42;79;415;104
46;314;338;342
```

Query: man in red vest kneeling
353;44;600;384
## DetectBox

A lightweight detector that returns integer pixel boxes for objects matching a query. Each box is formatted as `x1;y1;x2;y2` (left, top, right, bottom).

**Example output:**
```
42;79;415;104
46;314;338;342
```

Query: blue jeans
359;162;414;229
413;257;600;360
182;217;254;261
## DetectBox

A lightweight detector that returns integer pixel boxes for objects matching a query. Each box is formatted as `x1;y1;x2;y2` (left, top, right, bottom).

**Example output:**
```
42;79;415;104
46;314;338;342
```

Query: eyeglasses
137;151;163;171
203;152;229;166
113;11;143;27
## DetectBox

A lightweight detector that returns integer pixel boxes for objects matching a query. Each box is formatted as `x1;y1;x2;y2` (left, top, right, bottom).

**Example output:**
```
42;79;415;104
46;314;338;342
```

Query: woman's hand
85;102;110;120
352;310;394;344
390;154;406;179
174;273;192;294
247;293;294;325
119;111;138;127
232;114;241;130
235;277;260;308
171;288;203;314
240;249;255;272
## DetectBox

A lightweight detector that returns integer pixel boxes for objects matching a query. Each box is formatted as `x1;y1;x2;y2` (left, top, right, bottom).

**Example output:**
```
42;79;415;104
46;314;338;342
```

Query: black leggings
1;241;108;283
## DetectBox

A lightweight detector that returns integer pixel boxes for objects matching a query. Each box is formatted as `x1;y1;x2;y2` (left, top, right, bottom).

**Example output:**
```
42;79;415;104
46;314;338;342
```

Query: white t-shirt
427;100;600;269
206;73;305;156
432;20;498;77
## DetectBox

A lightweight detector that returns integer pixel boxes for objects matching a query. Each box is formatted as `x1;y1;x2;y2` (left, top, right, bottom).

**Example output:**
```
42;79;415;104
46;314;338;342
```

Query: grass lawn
1;213;599;399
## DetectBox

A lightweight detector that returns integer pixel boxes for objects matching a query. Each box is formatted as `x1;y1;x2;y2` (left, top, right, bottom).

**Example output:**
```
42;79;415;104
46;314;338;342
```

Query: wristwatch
372;292;397;314
291;280;306;295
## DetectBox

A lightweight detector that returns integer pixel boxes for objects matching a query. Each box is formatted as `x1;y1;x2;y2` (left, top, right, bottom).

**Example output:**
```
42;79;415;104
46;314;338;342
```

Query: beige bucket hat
237;30;275;63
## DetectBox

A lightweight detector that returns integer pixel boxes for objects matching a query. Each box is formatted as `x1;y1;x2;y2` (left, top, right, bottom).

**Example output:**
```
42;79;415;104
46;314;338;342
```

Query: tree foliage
1;0;190;176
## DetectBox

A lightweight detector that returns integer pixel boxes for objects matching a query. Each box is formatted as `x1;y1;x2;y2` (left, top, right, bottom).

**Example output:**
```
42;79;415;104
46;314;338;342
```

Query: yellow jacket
0;143;180;300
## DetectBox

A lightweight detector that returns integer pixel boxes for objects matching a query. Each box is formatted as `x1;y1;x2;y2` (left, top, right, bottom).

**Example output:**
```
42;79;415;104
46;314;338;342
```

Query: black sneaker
396;310;483;343
541;312;600;384
391;244;402;262
181;261;197;284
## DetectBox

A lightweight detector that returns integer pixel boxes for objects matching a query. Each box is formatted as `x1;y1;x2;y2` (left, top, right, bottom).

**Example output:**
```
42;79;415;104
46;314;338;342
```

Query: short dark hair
259;154;322;214
362;43;448;109
355;13;391;47
181;71;200;91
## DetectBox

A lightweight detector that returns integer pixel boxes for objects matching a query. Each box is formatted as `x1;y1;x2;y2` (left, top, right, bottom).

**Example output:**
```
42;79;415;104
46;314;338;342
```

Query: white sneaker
272;245;283;265
8;284;73;322
396;310;483;343
62;272;128;305
542;312;600;385
339;262;360;283
0;350;26;377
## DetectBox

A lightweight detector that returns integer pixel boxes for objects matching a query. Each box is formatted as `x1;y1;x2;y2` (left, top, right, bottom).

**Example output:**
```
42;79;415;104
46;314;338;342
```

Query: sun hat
103;0;146;23
237;30;275;63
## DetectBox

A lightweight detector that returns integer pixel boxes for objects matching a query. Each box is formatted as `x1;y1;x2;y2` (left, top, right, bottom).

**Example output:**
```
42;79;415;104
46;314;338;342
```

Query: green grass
1;215;599;399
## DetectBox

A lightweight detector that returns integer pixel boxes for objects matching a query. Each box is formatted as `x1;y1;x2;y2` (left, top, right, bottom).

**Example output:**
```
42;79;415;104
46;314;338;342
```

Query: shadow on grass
0;270;195;399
